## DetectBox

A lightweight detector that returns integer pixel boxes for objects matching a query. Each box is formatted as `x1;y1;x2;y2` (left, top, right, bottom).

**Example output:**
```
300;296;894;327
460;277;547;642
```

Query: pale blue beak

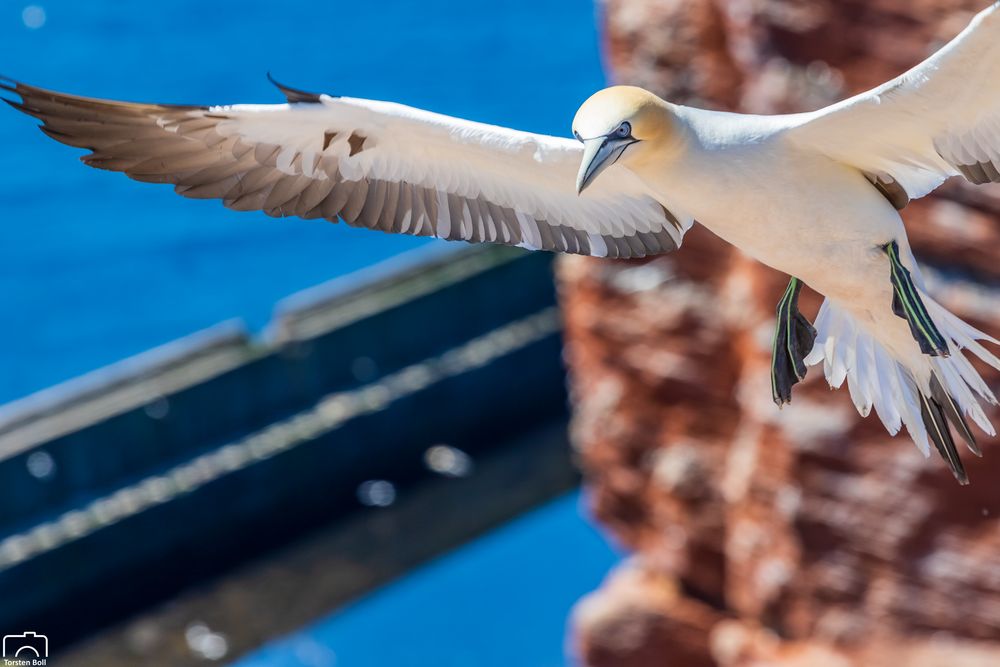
576;136;635;194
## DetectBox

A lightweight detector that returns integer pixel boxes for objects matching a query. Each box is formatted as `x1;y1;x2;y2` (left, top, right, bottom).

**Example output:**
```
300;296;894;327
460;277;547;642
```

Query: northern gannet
5;4;1000;483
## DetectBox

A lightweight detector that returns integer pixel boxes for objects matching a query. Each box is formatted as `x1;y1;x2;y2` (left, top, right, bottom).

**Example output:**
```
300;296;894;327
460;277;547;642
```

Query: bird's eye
616;122;632;138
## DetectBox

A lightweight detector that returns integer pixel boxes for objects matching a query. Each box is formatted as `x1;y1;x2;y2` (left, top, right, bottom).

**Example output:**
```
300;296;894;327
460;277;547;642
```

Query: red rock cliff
561;1;1000;665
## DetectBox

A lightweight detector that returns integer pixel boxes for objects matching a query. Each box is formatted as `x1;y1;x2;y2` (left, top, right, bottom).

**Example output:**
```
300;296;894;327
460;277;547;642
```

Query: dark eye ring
616;122;632;138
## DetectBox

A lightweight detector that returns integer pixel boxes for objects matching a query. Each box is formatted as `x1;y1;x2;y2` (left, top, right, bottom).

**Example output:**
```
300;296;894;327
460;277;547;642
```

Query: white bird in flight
6;4;1000;483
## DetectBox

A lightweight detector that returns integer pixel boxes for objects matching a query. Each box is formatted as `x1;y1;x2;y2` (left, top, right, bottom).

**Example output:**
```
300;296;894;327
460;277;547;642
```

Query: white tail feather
805;296;1000;458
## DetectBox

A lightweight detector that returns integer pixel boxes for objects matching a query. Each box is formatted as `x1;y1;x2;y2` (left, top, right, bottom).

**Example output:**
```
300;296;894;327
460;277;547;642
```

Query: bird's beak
576;136;634;194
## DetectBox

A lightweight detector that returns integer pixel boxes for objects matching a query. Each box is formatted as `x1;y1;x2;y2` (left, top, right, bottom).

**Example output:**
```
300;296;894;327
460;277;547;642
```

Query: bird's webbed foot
771;277;817;407
883;240;949;357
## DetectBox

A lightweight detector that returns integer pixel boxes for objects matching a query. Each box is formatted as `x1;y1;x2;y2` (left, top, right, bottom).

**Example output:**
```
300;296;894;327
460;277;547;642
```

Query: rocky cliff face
561;1;1000;665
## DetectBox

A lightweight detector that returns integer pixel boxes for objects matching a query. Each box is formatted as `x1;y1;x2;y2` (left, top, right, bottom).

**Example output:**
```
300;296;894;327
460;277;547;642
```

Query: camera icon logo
2;632;48;659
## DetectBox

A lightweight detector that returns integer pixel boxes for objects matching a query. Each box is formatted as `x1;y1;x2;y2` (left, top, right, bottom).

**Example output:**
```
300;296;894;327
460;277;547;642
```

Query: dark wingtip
920;393;969;486
929;374;981;457
0;75;18;95
266;72;323;104
943;448;970;485
1;96;25;112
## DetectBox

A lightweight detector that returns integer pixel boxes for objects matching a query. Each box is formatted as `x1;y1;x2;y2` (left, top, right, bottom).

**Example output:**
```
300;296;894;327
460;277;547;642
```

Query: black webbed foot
884;240;949;357
771;277;817;407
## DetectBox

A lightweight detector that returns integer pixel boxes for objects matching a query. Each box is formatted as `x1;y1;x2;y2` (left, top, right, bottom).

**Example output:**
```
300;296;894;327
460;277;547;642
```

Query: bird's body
635;107;937;414
6;3;1000;481
643;108;903;302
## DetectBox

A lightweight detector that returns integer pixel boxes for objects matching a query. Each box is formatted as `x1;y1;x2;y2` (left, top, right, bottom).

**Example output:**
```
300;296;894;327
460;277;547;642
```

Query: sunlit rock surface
564;1;1000;664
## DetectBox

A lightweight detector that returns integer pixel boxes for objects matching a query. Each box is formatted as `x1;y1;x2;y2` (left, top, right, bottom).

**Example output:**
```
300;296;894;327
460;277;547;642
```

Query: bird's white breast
638;110;906;303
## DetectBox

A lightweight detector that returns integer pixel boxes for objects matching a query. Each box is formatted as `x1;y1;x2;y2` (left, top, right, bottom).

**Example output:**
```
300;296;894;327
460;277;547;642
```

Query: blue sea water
0;0;606;404
234;492;619;667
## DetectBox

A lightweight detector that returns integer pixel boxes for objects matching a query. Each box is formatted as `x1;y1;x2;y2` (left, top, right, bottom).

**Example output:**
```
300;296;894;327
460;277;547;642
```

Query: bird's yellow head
571;86;675;193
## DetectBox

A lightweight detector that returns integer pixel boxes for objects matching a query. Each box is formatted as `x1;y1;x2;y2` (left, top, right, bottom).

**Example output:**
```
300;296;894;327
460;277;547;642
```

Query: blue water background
0;0;606;404
235;491;618;667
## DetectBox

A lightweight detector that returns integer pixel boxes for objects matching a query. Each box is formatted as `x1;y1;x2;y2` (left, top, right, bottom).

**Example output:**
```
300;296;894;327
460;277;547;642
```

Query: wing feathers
265;73;325;105
789;4;1000;199
5;77;688;258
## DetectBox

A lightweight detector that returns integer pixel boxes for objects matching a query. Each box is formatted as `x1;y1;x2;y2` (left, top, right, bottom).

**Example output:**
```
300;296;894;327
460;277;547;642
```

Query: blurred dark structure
563;1;1000;665
0;245;578;664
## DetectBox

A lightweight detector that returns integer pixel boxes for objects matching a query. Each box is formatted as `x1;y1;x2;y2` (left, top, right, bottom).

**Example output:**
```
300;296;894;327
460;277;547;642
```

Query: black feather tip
266;72;324;104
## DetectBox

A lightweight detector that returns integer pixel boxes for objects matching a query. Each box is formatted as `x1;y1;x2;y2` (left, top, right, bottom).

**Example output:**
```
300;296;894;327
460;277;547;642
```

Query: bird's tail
804;296;999;484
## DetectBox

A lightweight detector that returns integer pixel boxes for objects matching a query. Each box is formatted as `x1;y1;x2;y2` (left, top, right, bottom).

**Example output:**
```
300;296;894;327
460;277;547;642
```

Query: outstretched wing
1;76;690;259
786;3;1000;204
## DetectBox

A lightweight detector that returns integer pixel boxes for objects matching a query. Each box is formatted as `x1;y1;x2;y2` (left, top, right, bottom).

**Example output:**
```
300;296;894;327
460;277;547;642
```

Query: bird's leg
771;277;817;407
883;240;949;356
